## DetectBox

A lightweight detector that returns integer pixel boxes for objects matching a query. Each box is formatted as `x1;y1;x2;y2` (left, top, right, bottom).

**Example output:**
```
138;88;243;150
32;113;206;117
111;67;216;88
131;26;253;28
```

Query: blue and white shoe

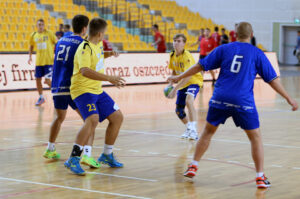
98;153;123;168
35;97;45;106
64;156;85;175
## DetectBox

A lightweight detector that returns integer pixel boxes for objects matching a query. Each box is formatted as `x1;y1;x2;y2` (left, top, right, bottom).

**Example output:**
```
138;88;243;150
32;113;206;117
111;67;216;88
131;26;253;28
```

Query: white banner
0;52;280;91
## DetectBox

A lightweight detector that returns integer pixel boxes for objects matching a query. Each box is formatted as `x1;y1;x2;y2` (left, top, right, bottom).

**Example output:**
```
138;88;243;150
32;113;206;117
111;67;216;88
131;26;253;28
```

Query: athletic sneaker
181;129;190;139
189;130;198;140
183;164;198;178
98;153;123;168
81;155;101;168
64;156;85;175
35;97;45;106
256;175;271;188
43;149;60;159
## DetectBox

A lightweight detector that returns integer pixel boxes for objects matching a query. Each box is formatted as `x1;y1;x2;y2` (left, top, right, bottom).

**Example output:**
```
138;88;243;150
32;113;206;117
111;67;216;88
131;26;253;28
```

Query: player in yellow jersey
64;18;126;175
28;19;56;106
167;34;203;140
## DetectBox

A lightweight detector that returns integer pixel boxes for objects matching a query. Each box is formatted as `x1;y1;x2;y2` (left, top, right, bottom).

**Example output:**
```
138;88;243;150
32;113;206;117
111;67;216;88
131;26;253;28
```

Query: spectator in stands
211;26;221;46
55;24;64;39
229;23;238;42
63;24;73;37
151;24;166;53
199;28;217;85
220;28;229;45
190;28;204;52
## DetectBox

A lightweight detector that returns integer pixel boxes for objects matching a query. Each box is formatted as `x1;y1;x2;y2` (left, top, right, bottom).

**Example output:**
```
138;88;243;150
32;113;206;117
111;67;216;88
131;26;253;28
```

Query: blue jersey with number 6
51;35;83;94
199;42;277;111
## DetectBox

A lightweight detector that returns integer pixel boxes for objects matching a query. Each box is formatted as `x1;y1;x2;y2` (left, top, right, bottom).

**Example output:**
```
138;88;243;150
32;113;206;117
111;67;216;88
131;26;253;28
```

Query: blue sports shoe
64;156;86;175
98;153;123;168
35;97;45;106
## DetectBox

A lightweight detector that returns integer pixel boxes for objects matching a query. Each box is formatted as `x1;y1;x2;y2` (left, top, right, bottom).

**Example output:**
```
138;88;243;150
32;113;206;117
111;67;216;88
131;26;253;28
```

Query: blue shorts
74;92;119;122
176;84;200;105
206;106;260;130
35;65;52;78
53;95;77;110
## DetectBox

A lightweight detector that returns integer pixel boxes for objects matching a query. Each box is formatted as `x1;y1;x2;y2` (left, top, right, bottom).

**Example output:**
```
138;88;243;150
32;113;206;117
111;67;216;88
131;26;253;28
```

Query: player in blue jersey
43;15;101;168
168;22;298;188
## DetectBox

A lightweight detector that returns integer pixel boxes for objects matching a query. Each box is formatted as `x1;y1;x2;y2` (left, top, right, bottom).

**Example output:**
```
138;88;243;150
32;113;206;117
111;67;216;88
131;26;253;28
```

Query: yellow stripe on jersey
29;30;56;66
70;40;105;100
168;50;203;88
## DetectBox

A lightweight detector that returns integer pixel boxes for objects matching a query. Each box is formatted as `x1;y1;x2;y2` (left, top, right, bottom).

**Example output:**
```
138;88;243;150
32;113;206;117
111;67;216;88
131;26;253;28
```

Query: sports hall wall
175;0;300;52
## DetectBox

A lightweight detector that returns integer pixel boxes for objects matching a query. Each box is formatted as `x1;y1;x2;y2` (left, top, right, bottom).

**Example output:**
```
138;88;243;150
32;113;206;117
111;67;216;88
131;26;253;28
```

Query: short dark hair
88;17;107;37
221;28;226;31
64;24;71;30
153;24;159;30
214;26;219;32
205;28;211;32
37;19;44;23
173;33;187;43
72;15;89;34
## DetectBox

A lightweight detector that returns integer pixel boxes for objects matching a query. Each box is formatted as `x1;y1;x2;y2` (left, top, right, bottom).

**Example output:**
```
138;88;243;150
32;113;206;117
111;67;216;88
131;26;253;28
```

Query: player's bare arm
168;63;203;83
28;45;34;65
80;67;126;88
167;77;191;99
268;78;298;111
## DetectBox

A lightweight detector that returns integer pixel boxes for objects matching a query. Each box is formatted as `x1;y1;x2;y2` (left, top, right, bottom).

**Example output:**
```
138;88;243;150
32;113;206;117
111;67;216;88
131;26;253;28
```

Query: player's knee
175;104;186;119
86;114;99;128
55;114;66;123
110;110;123;125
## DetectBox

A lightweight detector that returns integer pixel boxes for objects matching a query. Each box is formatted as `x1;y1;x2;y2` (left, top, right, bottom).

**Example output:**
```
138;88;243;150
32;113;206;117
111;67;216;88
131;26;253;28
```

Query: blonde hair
236;22;253;39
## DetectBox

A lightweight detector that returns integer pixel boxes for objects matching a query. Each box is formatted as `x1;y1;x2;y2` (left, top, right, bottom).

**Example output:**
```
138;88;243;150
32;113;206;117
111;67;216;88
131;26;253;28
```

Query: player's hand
109;76;126;88
167;75;180;84
151;43;155;47
167;88;176;99
287;98;298;111
28;57;32;65
112;50;119;57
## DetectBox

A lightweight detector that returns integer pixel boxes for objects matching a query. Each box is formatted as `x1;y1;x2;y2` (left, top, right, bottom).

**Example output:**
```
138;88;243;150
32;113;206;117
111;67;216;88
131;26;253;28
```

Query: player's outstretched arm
167;77;191;99
80;67;126;88
268;78;298;111
167;63;203;83
104;50;119;58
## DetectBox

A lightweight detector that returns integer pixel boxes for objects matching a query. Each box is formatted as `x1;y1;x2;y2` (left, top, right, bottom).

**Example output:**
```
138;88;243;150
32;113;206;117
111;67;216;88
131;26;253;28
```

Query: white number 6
230;55;243;73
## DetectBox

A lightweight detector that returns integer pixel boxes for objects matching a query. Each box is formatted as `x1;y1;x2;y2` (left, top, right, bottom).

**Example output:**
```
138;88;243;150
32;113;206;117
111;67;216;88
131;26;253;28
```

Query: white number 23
230;55;243;73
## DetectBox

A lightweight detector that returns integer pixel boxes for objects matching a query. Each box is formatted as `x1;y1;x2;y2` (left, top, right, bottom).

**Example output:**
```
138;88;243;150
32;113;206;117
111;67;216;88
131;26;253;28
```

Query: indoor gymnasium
0;0;300;198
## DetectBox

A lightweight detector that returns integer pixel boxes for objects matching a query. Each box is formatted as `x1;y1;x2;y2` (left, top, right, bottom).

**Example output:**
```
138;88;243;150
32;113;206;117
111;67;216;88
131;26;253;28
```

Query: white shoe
181;129;190;139
189;130;198;140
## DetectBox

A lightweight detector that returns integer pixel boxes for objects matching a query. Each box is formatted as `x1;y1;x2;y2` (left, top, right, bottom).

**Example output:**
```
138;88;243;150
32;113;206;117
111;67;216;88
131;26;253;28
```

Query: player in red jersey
151;24;166;53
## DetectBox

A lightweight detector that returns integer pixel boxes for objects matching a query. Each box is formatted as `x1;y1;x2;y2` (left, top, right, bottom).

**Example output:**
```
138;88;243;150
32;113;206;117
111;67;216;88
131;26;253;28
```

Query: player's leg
176;88;190;138
244;128;270;188
35;66;46;106
184;122;218;178
185;85;200;140
64;93;99;175
43;108;67;159
96;92;124;168
184;106;228;178
75;107;100;169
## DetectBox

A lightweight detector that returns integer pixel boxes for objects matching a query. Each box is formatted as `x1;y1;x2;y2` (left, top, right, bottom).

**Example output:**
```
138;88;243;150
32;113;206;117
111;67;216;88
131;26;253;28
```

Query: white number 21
230;55;243;73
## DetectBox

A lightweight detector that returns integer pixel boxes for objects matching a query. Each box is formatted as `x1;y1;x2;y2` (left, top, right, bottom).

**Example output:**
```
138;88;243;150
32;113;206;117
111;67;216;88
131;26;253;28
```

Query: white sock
191;160;199;166
40;94;44;98
83;145;92;157
186;122;191;130
256;172;264;178
190;121;197;131
74;143;83;150
103;144;113;155
47;142;55;151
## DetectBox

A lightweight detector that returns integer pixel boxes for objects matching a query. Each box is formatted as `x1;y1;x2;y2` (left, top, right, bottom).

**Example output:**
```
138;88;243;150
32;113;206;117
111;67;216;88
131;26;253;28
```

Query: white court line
86;172;158;182
271;165;283;168
227;161;240;164
0;176;151;199
292;167;300;170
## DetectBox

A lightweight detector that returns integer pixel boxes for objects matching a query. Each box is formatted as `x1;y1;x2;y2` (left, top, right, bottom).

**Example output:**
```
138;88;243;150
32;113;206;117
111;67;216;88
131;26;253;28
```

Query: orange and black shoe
256;175;271;188
183;164;198;178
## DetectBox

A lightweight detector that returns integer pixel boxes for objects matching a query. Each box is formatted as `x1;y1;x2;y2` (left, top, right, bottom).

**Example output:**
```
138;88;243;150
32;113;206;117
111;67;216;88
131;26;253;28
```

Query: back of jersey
200;42;277;110
52;35;83;94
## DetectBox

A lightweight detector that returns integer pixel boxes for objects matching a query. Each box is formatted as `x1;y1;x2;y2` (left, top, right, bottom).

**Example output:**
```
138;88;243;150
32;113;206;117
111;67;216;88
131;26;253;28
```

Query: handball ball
164;85;174;97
